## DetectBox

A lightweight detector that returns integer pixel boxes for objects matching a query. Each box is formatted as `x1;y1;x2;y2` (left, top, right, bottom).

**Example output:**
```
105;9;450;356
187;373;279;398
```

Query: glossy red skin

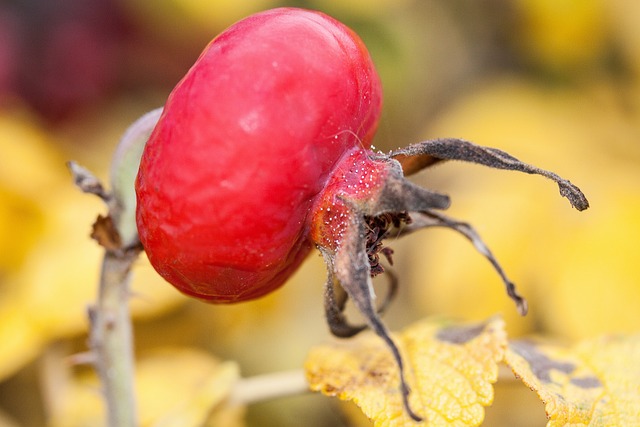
136;8;382;302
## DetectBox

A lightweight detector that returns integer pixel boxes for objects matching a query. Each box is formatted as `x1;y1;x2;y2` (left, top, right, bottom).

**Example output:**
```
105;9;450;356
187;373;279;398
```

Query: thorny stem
92;249;140;427
69;161;140;427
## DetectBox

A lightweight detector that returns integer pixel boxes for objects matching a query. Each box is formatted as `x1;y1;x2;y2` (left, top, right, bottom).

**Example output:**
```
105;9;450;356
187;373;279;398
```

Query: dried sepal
322;249;399;339
321;248;367;338
325;210;422;422
91;214;123;252
372;157;451;213
400;210;528;315
391;138;589;211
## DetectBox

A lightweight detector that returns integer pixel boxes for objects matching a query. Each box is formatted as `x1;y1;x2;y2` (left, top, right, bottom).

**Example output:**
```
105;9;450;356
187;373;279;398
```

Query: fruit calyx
364;211;411;276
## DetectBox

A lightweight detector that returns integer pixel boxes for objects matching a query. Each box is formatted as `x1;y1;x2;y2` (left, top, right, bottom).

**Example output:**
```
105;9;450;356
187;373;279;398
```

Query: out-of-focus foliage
1;0;639;426
48;348;242;427
509;0;609;76
121;0;281;46
406;78;640;339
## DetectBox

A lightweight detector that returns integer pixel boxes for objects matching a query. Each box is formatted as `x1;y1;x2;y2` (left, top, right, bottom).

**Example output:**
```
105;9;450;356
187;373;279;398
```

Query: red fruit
136;8;381;303
135;7;588;420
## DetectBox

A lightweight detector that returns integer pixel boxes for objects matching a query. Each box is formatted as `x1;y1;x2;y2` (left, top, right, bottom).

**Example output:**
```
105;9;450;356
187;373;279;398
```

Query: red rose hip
136;8;382;303
135;7;588;421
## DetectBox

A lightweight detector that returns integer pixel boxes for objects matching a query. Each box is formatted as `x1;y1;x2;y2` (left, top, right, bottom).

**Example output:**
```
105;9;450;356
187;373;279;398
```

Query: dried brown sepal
390;138;589;211
322;252;399;339
396;209;528;315
91;214;122;252
324;211;423;422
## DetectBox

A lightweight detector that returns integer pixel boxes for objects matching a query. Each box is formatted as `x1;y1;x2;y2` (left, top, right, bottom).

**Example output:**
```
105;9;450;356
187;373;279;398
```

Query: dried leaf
505;335;640;426
305;317;507;426
91;214;122;251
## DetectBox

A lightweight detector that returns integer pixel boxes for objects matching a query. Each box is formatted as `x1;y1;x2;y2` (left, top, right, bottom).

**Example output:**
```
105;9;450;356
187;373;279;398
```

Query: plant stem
85;110;160;424
229;369;310;405
68;160;141;427
90;247;140;427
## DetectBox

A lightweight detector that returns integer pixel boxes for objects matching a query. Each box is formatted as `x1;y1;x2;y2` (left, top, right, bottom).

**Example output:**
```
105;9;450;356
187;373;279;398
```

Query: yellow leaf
305;317;507;426
0;300;43;381
0;108;62;275
0;108;66;199
505;335;640;426
0;187;46;274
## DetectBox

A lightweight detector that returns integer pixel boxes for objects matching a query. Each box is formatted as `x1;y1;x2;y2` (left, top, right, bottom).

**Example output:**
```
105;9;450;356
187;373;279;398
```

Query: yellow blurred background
1;0;639;426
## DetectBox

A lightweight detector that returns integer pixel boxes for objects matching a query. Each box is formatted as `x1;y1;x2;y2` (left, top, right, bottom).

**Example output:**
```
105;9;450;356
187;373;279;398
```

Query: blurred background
1;0;639;426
